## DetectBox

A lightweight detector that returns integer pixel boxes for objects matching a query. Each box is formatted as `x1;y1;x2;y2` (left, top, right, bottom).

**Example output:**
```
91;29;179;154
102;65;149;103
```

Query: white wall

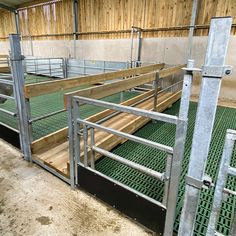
1;36;236;100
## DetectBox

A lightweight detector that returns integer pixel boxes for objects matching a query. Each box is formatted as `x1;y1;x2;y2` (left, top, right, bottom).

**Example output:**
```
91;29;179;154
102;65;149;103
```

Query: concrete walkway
0;139;151;236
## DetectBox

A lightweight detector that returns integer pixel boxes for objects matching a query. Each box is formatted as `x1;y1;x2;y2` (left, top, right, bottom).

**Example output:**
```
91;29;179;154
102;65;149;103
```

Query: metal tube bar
157;80;183;95
230;207;236;236
73;99;81;186
130;27;134;67
0;93;15;100
0;108;16;116
223;188;236;196
153;72;159;111
90;127;95;169
75;96;178;124
29;109;66;123
9;34;32;161
78;119;173;154
206;130;236;235
0;79;13;84
178;17;232;236
228;166;236;177
164;59;194;236
83;124;88;167
187;0;199;60
80;163;166;208
162;153;173;206
91;146;165;181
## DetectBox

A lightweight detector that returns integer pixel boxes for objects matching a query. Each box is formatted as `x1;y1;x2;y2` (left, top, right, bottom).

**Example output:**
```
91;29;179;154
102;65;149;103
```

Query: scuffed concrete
0;139;152;236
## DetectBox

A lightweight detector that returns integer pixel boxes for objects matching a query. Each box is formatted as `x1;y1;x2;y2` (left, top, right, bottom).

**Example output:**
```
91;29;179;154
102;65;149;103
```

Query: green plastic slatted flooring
0;74;138;140
96;101;236;236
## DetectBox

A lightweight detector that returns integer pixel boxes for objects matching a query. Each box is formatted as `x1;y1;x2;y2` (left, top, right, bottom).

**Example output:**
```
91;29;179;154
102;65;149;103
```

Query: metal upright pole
72;0;78;59
130;27;134;68
178;17;232;236
163;59;195;236
187;0;199;60
137;29;142;66
9;34;32;161
14;10;20;35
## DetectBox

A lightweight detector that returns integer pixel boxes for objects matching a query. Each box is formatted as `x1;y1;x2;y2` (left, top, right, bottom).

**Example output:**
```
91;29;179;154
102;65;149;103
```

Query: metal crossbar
75;96;179;124
68;57;193;235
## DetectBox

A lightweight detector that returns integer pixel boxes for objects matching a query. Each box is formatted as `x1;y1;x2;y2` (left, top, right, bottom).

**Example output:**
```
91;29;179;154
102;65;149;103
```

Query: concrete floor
0;139;152;236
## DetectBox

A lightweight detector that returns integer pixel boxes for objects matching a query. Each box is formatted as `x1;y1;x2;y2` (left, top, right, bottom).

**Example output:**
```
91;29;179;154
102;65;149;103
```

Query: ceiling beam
0;3;16;12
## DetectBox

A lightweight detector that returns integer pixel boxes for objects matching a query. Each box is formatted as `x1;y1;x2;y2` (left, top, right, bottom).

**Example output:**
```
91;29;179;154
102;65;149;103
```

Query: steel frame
178;17;233;236
206;129;236;235
68;60;192;235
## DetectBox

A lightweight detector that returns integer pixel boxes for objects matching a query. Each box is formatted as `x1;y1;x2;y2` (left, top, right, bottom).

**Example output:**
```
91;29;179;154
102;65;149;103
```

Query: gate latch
185;175;213;189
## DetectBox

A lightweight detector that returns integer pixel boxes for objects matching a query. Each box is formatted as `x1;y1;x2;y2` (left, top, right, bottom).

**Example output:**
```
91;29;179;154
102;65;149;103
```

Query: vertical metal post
230;208;236;236
68;97;81;187
25;98;33;143
178;17;232;236
9;34;31;161
49;58;51;77
137;29;142;67
29;35;34;56
68;96;75;187
162;153;173;206
164;59;194;236
130;27;134;68
72;0;78;58
153;71;159;111
90;127;95;169
14;10;20;35
206;129;236;235
83;124;88;167
187;0;199;60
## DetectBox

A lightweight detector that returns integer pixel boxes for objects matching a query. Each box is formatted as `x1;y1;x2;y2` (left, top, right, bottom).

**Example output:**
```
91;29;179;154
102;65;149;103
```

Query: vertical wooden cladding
0;0;236;41
0;10;16;40
18;0;73;40
78;0;193;39
79;0;146;39
195;0;236;36
79;0;236;39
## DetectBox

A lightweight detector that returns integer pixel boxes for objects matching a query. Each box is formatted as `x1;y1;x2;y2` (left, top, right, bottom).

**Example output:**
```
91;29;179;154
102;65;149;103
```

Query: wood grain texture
33;90;181;177
24;63;165;98
0;0;235;40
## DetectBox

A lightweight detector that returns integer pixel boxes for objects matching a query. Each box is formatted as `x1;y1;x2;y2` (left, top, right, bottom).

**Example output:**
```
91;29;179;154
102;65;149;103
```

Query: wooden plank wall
0;0;235;41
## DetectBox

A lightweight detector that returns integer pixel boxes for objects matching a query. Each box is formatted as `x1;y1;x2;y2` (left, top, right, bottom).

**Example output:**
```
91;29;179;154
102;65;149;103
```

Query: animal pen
0;17;236;236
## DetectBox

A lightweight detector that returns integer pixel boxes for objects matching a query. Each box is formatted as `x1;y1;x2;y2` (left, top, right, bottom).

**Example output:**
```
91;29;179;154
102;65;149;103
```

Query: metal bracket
182;67;201;73
10;55;25;61
185;175;213;189
202;65;232;78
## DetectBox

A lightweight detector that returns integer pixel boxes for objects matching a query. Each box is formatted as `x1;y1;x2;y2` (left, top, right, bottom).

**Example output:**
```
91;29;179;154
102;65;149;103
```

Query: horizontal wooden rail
24;63;164;98
64;64;184;107
31;90;154;154
0;55;8;58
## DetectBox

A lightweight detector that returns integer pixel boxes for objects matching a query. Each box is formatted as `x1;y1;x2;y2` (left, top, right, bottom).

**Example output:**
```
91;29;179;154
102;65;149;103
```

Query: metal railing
66;59;129;78
25;57;65;78
0;75;16;117
68;58;193;236
206;129;236;235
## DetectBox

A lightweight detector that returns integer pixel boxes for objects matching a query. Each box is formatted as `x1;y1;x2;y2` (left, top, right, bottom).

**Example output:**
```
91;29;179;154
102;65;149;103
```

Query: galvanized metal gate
68;59;194;235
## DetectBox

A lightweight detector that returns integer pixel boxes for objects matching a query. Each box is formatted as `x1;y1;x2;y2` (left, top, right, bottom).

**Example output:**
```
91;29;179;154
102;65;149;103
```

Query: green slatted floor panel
0;74;139;140
96;101;236;236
